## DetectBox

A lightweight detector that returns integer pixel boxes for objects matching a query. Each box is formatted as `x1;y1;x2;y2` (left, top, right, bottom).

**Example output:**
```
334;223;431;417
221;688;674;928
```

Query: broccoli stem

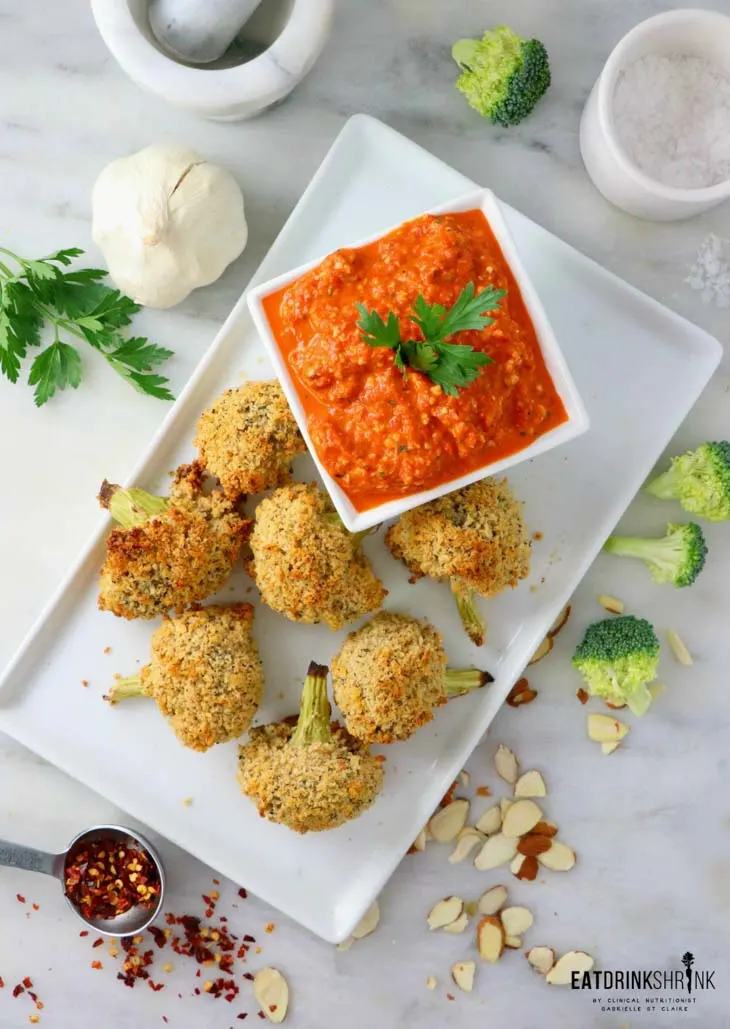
644;469;679;500
104;674;146;704
452;38;480;71
324;512;379;548
98;480;169;528
451;582;486;646
291;662;332;746
443;668;494;696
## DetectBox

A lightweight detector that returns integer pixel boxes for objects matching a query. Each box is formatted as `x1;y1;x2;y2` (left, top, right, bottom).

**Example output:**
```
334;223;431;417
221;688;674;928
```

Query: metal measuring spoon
0;824;166;937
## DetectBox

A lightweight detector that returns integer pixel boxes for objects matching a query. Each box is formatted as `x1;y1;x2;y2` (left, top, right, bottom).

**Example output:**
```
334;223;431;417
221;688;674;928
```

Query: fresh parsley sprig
356;281;505;397
0;246;174;407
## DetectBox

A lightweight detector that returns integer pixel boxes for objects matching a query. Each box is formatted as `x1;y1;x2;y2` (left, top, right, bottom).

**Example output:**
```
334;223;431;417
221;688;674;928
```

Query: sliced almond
425;975;438;990
474;832;518;871
601;741;621;755
253;968;289;1023
548;604;571;638
509;686;538;707
351;901;379;940
336;937;353;952
546;950;594;986
500;798;514;819
605;700;626;710
667;629;693;666
517;832;553;857
514;770;547;798
476;916;505;964
526;946;556;975
429;798;470;843
449;828;484;864
510;854;539;881
502;799;543;839
494;744;519;784
477;885;508;916
532;820;558;838
528;635;553;665
411;828;427;853
598;593;624;615
459;770;471;788
500;906;533;937
587;713;629;743
537;840;576;872
475;804;502;836
504;935;522;949
451;961;476;993
427;896;464;930
648;682;666;702
443;911;469;934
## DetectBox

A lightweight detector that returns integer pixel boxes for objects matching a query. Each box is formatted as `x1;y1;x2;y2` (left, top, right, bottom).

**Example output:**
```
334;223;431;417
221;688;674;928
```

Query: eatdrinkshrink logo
570;951;717;1017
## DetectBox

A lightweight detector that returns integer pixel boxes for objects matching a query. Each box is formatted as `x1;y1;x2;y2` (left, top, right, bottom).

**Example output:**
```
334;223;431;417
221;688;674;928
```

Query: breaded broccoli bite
194;380;306;499
237;662;383;833
386;478;530;646
106;604;263;751
98;461;248;620
247;482;386;630
331;612;492;744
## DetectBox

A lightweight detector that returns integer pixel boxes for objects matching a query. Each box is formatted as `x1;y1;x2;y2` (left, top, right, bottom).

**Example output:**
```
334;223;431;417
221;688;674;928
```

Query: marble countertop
1;1;729;1026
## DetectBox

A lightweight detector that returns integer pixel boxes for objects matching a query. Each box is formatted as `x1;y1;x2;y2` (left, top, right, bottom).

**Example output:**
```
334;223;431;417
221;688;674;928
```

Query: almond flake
351;901;379;940
494;744;519;784
478;885;508;916
512;853;539;880
336;937;353;952
502;799;543;839
500;906;533;937
427;896;464;931
425;976;438;990
517;833;553;857
514;770;547;798
601;741;620;755
451;961;476;993
504;935;522;949
443;911;469;934
546;950;594;985
587;713;629;744
598;594;624;615
532;821;558;837
528;635;553;665
429;799;470;843
253;968;289;1023
500;798;514;819
410;828;427;853
537;841;576;872
475;805;502;835
526;946;556;975
474;832;518;871
476;916;505;963
548;604;571;638
449;829;484;864
667;629;693;666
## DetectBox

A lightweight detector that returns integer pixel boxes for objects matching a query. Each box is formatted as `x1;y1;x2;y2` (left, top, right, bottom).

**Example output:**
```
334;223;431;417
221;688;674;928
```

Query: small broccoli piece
645;442;730;522
443;667;493;696
98;480;169;528
104;674;144;703
604;522;707;588
572;615;660;716
452;26;550;127
451;582;486;646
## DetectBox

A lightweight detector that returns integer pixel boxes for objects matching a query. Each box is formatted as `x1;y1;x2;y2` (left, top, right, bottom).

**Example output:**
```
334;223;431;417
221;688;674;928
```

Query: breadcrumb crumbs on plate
532;531;543;540
32;903;39;911
255;946;262;954
81;680;89;687
182;797;193;807
265;923;275;934
29;1017;39;1024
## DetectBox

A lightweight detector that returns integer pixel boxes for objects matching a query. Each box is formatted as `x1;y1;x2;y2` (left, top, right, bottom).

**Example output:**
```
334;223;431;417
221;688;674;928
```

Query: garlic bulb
92;143;248;309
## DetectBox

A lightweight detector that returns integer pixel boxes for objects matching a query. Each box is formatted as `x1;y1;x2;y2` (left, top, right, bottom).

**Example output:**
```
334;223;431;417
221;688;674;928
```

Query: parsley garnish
356;281;505;397
0;246;174;407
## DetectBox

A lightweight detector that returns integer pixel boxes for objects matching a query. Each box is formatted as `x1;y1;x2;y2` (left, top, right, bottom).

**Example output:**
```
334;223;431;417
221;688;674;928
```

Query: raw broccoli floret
452;26;551;127
603;522;707;588
645;442;730;522
572;615;660;716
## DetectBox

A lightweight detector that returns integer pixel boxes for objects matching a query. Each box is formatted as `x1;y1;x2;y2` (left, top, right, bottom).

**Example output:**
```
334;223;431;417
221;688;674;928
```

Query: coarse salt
686;234;730;308
613;53;730;189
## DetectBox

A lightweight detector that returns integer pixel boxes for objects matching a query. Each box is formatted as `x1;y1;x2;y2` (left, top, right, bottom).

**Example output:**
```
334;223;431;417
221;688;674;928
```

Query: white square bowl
247;187;590;532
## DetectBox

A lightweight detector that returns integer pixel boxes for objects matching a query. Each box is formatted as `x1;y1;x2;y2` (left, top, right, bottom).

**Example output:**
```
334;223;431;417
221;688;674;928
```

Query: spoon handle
0;838;60;877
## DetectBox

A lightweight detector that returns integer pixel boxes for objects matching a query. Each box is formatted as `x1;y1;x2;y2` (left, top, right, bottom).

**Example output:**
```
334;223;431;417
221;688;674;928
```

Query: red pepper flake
243;973;254;981
576;688;589;705
12;984;24;998
202;894;213;906
79;930;89;937
163;1019;168;1024
81;679;89;687
205;908;214;919
257;1014;265;1020
237;1015;248;1021
0;976;4;988
16;894;26;903
243;934;256;943
32;903;39;911
92;938;104;948
269;1005;277;1014
148;926;168;949
22;977;32;989
446;993;455;1000
194;988;200;996
64;836;160;922
148;980;165;992
91;961;103;970
475;786;492;797
237;889;247;899
212;878;220;885
533;531;544;541
438;780;458;808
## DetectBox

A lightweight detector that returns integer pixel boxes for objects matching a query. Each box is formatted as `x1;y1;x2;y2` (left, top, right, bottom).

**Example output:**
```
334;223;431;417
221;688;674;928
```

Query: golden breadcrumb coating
386;478;530;598
331;612;447;744
194;380;306;499
237;721;383;833
98;462;248;620
247;482;386;630
141;604;263;751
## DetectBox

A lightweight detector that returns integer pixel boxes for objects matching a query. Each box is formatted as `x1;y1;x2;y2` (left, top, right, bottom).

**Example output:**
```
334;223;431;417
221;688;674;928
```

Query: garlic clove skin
92;143;248;309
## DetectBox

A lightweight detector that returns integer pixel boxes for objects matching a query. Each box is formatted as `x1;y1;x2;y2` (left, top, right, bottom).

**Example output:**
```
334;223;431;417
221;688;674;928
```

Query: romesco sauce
262;210;567;511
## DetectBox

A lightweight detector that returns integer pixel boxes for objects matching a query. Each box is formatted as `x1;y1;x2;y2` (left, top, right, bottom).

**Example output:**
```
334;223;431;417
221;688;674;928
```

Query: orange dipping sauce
262;210;567;511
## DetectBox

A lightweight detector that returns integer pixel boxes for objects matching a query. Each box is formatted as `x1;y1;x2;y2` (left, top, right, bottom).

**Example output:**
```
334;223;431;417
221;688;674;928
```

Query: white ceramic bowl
248;188;589;533
580;8;730;221
90;0;333;121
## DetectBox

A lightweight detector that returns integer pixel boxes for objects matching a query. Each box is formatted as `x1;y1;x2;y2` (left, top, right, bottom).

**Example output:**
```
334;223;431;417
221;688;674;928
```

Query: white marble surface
1;1;729;1026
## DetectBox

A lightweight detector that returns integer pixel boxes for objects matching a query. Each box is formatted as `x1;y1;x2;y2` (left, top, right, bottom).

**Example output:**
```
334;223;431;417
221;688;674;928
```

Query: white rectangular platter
0;115;721;942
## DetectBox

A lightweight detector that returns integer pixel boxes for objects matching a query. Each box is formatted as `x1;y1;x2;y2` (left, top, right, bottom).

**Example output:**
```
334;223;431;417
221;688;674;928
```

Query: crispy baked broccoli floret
248;482;386;630
645;442;730;522
331;612;493;744
97;462;248;620
604;522;707;588
237;662;384;833
386;479;530;646
194;380;306;499
105;604;263;750
572;615;660;716
452;26;551;127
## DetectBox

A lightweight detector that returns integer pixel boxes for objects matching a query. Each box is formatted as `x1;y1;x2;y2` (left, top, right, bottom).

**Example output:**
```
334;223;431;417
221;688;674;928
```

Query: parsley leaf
357;280;505;396
0;246;175;406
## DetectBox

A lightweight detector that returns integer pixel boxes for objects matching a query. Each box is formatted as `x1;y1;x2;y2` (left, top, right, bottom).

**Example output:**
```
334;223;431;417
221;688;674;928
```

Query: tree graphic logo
682;952;695;993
